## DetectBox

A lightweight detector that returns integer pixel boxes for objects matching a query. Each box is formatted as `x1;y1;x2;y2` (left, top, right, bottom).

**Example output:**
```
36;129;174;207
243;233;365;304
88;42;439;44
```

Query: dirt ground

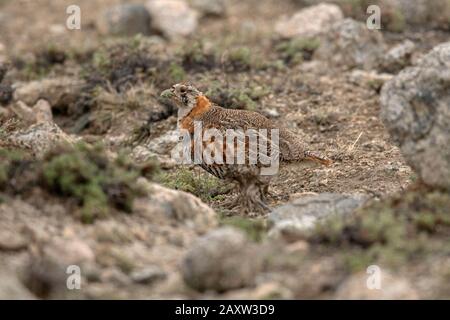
1;0;450;299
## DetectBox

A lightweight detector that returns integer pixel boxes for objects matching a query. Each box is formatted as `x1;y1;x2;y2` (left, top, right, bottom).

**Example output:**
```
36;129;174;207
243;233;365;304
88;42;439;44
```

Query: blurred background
0;0;450;300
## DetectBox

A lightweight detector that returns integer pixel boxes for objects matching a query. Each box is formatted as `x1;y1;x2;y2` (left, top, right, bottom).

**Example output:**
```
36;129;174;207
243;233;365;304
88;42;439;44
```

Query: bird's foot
219;196;240;210
239;197;272;217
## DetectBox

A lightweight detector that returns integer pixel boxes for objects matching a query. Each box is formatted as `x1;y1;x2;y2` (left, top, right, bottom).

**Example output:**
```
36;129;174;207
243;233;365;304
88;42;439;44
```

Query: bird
160;83;331;215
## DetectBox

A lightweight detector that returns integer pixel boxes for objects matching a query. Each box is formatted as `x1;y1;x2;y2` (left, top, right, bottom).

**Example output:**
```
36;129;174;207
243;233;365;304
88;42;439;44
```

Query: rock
0;264;36;299
382;0;437;28
275;3;343;39
4;88;75;159
146;0;198;39
134;178;217;233
0;63;7;83
130;266;167;284
2;121;77;159
348;70;393;92
181;227;263;292
131;145;177;169
0;49;5;64
335;271;419;299
98;4;151;36
10;99;53;125
269;193;368;236
315;19;385;70
49;24;66;35
13;77;83;111
223;281;293;299
99;268;131;286
146;129;180;154
24;237;94;298
380;42;450;189
381;40;416;73
190;0;227;17
24;238;95;299
263;108;280;118
0;228;28;251
0;83;13;106
44;238;96;265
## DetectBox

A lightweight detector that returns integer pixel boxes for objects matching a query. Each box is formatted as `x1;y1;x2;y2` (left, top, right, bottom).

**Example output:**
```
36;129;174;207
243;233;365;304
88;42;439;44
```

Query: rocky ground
1;0;450;299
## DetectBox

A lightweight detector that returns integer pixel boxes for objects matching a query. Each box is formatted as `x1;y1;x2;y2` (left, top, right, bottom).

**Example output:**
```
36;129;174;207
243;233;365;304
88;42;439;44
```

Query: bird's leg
220;195;240;210
239;180;271;216
219;182;240;210
259;184;269;202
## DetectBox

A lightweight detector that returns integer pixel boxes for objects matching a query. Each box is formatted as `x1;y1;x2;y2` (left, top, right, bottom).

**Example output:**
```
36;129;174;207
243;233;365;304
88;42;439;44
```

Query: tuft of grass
305;186;450;271
219;215;268;242
42;144;145;222
384;7;406;32
1;143;158;223
276;38;320;65
156;167;229;202
206;82;269;110
179;40;216;71
19;44;67;80
168;62;186;83
0;148;29;190
225;47;253;71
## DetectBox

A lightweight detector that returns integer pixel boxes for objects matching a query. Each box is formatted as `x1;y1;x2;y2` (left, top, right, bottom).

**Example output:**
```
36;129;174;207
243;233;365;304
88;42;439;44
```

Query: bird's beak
160;89;174;99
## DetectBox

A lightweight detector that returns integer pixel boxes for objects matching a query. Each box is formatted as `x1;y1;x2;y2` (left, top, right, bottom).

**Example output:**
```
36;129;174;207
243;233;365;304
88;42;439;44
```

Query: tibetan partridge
161;83;331;215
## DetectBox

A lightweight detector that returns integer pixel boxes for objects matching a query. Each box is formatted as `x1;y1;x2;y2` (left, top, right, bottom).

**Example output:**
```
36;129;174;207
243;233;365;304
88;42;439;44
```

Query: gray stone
269;193;368;234
145;129;179;154
348;70;393;92
275;3;343;39
130;266;167;284
315;19;385;70
99;4;151;36
190;0;227;17
0;265;35;299
381;40;416;73
0;228;28;251
2;121;77;159
134;178;217;234
335;271;419;299
181;227;263;292
146;0;198;39
13;77;84;110
380;42;450;189
23;237;94;299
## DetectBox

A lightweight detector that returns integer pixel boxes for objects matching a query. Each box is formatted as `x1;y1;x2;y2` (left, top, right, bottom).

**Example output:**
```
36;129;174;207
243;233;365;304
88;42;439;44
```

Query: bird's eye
179;85;187;94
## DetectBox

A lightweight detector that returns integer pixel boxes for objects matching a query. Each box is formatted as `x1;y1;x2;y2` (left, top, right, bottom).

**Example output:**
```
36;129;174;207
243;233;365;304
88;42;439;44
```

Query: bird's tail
280;128;332;166
304;150;332;166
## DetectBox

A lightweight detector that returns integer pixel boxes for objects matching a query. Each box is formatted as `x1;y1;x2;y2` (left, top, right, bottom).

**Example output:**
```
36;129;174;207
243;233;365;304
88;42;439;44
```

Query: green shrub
206;82;269;110
42;144;148;222
220;215;267;242
156;167;229;202
276;38;320;65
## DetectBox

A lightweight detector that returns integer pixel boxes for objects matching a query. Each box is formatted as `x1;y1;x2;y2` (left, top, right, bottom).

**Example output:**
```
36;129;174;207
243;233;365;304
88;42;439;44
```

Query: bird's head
160;83;202;110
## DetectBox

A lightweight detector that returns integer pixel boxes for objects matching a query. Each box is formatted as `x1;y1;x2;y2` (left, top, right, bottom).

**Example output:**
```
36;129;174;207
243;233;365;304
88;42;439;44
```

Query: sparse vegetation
156;167;230;202
276;38;320;65
307;186;450;271
42;143;158;222
206;82;269;110
219;215;268;242
0;143;158;223
180;40;216;71
224;47;253;72
15;44;67;80
1;0;450;300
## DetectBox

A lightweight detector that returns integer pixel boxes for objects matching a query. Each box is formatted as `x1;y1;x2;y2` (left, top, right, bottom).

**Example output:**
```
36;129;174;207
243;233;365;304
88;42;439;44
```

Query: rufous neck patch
180;95;211;133
191;95;211;117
